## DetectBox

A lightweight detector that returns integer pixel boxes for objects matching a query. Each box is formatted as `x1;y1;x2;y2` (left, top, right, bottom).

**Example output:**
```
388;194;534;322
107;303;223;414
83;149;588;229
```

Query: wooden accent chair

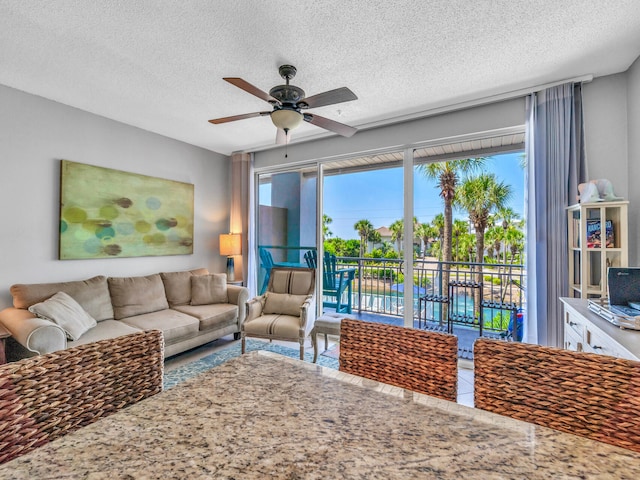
243;267;316;360
339;319;458;401
304;250;355;314
0;330;164;464
474;338;640;452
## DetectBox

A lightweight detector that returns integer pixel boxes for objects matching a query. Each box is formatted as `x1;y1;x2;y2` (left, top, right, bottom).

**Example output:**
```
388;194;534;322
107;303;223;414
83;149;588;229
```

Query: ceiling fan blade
208;111;271;124
299;87;357;109
303;113;357;137
275;128;291;145
224;78;278;104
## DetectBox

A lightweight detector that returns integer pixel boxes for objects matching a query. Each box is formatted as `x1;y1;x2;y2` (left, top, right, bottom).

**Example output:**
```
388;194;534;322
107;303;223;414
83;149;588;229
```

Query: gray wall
253;98;526;168
0;84;230;310
627;56;640;266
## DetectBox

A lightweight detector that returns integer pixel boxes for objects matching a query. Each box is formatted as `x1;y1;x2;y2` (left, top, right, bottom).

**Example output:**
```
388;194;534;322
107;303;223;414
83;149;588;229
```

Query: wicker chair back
0;330;164;464
339;319;458;401
474;338;640;452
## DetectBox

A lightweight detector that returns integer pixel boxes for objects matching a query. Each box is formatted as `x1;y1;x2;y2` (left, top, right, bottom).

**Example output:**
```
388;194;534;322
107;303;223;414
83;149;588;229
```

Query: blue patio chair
305;250;355;314
259;247;274;294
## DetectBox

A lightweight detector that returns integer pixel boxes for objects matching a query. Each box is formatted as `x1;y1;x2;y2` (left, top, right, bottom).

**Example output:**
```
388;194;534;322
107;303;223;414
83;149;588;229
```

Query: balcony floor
328;310;504;361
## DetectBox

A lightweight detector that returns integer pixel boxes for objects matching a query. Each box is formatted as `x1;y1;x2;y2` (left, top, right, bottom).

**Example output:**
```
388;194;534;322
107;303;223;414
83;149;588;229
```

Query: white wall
0;84;230;310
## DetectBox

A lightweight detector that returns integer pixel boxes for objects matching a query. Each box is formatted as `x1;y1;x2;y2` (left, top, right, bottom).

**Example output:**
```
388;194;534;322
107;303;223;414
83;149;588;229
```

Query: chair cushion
263;292;307;316
11;275;114;321
160;268;209;307
108;274;169;320
173;304;238;331
191;274;228;305
28;291;97;341
243;314;302;338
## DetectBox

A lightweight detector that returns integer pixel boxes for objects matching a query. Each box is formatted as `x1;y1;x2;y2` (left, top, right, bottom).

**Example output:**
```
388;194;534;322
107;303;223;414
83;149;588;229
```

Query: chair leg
241;336;246;354
299;340;305;360
311;329;318;363
324;333;329;351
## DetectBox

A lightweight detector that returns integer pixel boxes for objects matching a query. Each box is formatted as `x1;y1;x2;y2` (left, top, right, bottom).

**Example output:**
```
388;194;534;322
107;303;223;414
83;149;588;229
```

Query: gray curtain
525;83;587;346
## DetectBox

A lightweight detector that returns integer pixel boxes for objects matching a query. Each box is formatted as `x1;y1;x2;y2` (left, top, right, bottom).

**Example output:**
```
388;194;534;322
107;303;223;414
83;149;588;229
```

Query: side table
0;324;10;365
227;280;244;286
310;312;355;363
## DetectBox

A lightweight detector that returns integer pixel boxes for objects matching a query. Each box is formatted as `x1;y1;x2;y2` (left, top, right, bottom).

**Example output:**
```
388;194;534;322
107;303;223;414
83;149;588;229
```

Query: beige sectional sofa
0;269;249;362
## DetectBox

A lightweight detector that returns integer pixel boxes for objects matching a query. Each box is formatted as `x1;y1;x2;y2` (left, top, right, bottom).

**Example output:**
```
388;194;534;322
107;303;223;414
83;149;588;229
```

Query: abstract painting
59;160;194;259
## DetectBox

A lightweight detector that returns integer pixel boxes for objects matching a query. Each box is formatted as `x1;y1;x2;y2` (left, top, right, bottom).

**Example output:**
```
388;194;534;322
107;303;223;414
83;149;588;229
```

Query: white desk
2;351;639;478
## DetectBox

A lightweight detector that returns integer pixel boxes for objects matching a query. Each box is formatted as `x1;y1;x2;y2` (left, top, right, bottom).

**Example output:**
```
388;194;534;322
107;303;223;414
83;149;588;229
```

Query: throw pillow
263;292;309;316
28;291;97;341
191;274;228;305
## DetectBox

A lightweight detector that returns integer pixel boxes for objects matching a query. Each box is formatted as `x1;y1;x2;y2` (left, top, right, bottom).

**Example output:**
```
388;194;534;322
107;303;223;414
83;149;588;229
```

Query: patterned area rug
163;339;339;390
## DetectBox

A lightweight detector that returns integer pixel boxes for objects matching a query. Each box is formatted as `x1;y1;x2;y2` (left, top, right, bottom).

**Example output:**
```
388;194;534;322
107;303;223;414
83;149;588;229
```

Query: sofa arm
0;307;67;355
227;285;249;325
244;295;266;324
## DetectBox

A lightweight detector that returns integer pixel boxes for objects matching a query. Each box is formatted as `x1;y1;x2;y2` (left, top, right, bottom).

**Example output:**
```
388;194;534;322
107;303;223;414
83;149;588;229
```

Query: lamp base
226;257;235;282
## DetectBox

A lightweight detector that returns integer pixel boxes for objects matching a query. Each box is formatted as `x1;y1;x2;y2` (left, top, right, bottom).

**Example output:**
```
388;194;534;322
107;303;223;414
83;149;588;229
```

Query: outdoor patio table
2;351;639;478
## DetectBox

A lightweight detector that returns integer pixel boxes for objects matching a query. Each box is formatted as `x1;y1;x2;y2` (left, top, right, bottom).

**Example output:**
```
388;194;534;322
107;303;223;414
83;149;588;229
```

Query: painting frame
59;160;194;260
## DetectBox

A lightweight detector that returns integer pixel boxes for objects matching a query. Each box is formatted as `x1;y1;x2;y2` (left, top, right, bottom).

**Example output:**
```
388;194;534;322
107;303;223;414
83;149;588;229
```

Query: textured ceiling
1;1;640;156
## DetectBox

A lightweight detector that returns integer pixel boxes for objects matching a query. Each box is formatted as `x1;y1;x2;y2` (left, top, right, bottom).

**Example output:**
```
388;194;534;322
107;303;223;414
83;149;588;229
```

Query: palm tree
418;159;485;298
322;214;333;241
354;219;373;257
456;173;513;314
430;214;445;260
389;219;404;253
452;219;469;262
416;222;438;258
494;207;520;264
368;230;382;253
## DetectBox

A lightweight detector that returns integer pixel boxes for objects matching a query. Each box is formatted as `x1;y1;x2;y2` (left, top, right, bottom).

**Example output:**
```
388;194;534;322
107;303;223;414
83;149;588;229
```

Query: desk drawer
564;327;583;352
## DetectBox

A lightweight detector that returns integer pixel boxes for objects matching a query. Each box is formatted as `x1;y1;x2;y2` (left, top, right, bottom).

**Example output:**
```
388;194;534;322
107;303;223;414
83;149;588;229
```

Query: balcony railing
334;256;525;338
257;246;526;341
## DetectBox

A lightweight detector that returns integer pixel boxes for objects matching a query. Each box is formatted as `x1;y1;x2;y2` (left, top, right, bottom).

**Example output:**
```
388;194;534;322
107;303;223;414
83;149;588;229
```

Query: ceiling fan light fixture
271;109;303;131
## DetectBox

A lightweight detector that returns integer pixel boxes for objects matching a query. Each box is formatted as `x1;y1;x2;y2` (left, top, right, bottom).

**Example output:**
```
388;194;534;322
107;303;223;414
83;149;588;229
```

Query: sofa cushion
120;309;199;343
108;274;169;320
67;319;142;348
263;292;308;317
160;268;208;307
11;275;114;321
28;291;97;341
173;304;238;331
191;274;228;305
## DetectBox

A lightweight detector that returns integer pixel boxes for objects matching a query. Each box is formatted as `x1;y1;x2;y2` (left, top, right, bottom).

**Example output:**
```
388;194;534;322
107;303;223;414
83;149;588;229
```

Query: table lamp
219;233;241;282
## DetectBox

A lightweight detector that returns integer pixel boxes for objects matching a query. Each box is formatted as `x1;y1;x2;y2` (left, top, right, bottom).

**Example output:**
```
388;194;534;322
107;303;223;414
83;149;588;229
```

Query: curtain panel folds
525;83;587;347
230;153;252;288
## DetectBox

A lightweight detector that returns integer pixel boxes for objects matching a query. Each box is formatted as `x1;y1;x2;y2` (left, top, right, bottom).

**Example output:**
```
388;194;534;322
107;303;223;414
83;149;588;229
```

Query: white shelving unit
567;201;628;299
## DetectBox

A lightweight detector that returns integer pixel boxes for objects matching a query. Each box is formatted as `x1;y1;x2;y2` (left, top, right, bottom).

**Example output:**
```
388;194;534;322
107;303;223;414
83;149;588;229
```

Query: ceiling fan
208;64;358;144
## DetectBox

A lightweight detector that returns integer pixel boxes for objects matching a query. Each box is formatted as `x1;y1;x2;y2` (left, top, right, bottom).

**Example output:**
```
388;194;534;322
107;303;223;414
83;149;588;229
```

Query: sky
323;152;525;240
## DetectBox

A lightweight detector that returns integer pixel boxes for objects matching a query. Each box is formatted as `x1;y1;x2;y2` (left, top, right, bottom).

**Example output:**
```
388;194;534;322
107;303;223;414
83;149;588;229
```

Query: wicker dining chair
0;330;164;464
474;337;640;453
339;318;458;401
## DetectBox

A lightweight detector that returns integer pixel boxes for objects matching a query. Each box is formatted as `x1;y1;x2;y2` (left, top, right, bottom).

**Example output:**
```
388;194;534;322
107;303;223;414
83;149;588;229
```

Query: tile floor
165;334;475;407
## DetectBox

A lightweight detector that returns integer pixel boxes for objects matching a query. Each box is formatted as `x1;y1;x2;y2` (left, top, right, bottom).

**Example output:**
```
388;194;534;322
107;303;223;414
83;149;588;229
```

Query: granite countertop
2;350;640;479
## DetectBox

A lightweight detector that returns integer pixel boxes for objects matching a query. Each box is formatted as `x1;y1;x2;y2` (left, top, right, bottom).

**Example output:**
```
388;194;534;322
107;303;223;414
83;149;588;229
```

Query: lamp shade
219;233;241;256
